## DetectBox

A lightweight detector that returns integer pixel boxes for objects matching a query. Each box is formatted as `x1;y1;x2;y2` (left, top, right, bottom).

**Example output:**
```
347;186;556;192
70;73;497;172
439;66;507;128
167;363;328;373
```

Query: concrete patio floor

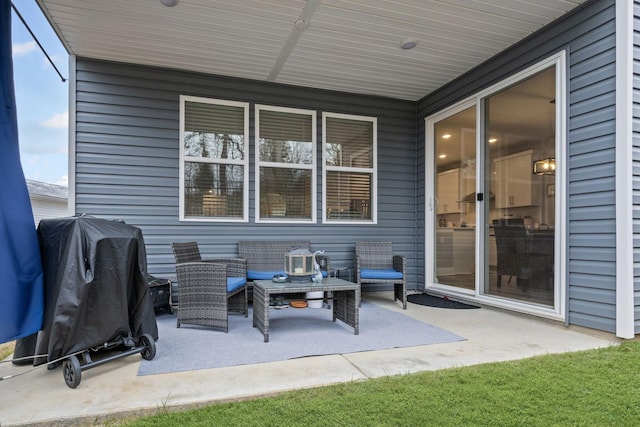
0;292;620;426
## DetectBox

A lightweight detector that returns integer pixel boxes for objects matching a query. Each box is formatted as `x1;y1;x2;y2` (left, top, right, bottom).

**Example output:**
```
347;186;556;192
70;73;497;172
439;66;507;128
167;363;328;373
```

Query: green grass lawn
123;341;640;427
0;341;15;361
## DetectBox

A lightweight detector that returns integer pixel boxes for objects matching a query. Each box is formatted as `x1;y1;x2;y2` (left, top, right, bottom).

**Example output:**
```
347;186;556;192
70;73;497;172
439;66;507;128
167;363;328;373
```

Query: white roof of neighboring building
26;179;68;200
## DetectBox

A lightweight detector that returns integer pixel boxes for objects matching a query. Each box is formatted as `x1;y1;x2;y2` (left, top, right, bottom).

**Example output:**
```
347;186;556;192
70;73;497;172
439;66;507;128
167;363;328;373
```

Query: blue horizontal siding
74;58;418;289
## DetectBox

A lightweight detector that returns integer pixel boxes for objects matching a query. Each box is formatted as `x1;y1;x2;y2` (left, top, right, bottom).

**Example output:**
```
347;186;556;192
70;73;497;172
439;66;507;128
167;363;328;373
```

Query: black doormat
408;293;480;309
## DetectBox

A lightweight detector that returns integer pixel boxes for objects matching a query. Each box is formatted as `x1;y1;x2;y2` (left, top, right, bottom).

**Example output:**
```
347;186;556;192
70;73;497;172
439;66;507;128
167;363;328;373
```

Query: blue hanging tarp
0;0;44;343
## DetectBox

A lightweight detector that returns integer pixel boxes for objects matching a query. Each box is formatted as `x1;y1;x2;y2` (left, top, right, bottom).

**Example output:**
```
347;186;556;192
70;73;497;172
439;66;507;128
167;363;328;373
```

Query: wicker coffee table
253;278;360;342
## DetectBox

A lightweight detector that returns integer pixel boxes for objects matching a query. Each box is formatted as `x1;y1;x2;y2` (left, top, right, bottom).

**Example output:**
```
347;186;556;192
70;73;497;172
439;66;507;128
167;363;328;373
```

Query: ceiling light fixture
295;19;310;30
442;133;451;139
160;0;178;7
533;158;556;175
439;154;447;159
488;137;497;143
400;39;417;50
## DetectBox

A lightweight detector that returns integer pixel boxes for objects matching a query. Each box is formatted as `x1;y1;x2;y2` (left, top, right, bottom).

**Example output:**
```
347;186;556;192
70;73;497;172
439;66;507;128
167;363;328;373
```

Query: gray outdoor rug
138;301;465;376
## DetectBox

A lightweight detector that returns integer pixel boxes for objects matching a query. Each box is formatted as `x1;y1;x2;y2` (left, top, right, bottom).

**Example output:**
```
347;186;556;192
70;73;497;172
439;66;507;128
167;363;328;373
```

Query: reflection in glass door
484;66;556;306
434;106;476;290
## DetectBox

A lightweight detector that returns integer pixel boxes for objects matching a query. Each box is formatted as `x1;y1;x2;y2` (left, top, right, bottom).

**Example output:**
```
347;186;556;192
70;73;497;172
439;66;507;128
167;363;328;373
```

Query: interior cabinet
436;168;461;214
436;228;475;276
494;150;534;208
436;228;454;275
453;228;475;274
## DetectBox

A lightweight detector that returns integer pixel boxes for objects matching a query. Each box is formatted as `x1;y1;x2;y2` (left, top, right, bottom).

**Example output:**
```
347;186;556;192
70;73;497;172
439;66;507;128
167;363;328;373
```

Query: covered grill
14;216;158;387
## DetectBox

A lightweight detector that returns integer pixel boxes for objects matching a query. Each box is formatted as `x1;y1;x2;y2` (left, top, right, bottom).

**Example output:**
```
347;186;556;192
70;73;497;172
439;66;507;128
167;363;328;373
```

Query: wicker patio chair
170;241;202;263
355;241;407;309
171;242;248;330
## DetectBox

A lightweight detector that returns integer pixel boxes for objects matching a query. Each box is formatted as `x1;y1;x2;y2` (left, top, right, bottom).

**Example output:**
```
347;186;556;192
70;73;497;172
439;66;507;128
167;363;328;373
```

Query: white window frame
255;104;317;223
179;95;249;222
322;112;377;224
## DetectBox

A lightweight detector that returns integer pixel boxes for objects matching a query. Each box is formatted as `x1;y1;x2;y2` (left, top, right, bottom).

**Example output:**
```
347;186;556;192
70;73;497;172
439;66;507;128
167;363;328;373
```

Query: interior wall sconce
533;158;556;175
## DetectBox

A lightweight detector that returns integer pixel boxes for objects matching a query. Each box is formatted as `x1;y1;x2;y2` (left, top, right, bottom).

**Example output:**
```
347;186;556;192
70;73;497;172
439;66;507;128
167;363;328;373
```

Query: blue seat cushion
227;277;247;292
360;268;403;280
247;270;287;280
322;270;328;278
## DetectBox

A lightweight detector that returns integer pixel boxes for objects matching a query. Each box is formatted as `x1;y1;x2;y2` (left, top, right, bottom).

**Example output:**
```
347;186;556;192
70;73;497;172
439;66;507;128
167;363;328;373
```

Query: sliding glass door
429;56;561;310
433;105;476;290
484;66;556;306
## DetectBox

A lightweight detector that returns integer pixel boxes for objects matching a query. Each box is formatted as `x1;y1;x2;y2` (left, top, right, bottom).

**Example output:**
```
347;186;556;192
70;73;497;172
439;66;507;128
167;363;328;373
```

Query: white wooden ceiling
37;0;586;101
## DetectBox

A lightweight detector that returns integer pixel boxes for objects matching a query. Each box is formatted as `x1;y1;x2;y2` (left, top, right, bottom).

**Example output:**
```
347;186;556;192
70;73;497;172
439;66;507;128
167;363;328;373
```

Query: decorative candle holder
284;247;314;283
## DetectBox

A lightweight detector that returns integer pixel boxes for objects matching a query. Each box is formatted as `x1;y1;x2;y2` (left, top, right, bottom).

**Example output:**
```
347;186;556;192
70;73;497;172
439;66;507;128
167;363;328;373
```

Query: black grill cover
14;216;158;366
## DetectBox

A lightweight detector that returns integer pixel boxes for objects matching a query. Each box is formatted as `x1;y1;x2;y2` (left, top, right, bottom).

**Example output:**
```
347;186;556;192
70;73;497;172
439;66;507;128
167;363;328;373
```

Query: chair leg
394;283;407;310
244;287;248;317
497;274;502;288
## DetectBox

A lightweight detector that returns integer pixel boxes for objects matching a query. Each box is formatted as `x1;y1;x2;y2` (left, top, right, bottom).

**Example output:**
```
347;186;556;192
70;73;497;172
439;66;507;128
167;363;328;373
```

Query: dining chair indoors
492;218;551;291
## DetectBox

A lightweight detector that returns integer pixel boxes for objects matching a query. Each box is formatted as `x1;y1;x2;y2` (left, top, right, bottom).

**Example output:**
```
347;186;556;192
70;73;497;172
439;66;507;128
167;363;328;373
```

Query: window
179;96;249;222
255;105;316;222
323;112;377;223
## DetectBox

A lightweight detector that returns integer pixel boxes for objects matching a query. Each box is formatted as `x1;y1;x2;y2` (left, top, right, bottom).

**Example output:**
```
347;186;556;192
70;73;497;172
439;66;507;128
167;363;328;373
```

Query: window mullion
326;165;373;174
184;156;246;166
260;161;313;170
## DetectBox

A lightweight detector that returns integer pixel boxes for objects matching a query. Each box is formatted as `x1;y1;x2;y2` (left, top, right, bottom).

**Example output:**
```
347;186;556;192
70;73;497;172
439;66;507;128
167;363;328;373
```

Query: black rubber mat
407;293;480;309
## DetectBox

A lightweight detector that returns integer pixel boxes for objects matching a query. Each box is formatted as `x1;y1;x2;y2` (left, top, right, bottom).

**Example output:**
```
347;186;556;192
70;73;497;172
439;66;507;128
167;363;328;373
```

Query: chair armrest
175;262;228;310
176;262;227;283
393;255;406;272
204;257;247;277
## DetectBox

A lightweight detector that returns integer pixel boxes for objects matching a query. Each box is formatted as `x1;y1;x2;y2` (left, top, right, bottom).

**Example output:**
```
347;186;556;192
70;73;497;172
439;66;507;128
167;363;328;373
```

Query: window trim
179;95;250;222
322;112;378;224
254;104;317;224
